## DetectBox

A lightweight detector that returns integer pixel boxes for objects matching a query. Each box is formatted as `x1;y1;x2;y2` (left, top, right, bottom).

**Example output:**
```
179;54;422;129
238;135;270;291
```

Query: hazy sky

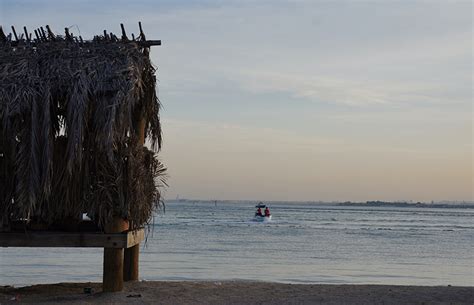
1;0;472;202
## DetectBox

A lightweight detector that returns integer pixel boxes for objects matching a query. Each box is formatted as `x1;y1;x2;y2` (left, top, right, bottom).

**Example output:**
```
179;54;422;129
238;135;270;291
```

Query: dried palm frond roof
0;23;166;230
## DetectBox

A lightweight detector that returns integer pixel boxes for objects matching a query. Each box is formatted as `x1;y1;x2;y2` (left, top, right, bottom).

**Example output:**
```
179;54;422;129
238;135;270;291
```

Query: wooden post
103;217;129;292
124;244;140;281
123;117;146;282
138;118;146;143
103;247;123;292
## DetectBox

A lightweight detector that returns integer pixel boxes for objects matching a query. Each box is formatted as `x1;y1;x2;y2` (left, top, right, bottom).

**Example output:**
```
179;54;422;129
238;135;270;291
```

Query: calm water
1;201;473;287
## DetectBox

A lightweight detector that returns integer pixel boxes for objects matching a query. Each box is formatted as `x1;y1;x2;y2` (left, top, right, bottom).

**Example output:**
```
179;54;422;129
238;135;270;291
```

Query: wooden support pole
11;26;18;41
103;247;124;292
137;117;146;144
40;27;47;41
123;244;139;281
0;26;6;42
138;21;145;40
45;25;55;41
23;27;30;42
120;23;128;41
34;29;40;41
123;117;146;282
103;217;128;292
64;28;72;41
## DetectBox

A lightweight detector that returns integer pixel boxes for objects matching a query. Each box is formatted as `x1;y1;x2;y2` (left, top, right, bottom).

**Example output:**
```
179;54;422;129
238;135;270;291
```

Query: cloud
139;1;471;109
224;68;469;108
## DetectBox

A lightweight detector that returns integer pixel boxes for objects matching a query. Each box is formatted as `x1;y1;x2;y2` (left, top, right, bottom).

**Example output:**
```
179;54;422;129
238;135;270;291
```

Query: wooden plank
126;228;145;248
0;229;144;248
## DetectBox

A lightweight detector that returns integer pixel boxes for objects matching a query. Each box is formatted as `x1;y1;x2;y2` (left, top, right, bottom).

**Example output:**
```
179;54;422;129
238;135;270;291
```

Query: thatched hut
0;24;166;232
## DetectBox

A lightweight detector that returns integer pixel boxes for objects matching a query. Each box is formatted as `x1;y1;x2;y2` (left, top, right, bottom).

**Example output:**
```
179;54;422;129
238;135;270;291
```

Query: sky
1;0;472;202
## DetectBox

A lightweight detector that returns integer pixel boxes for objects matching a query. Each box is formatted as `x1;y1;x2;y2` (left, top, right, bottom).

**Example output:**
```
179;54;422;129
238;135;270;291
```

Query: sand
0;281;472;305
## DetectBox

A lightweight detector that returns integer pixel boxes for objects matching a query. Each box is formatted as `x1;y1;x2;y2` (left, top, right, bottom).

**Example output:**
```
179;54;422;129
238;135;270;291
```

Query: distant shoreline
1;281;472;305
337;201;474;209
166;199;474;209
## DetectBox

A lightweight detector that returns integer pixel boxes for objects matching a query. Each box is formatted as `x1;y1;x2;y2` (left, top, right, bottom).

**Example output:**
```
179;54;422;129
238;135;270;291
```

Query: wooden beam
0;229;144;248
138;40;161;47
5;39;161;47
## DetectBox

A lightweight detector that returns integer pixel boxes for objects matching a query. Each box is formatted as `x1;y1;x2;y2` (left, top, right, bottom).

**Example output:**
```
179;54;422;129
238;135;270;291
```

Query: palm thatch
0;24;166;231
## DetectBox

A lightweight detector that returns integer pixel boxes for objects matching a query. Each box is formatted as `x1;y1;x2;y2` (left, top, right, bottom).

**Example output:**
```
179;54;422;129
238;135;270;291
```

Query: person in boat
264;207;271;217
255;207;263;217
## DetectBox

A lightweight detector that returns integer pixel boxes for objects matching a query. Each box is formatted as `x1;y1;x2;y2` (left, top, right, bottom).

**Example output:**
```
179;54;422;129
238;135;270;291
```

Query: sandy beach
0;281;472;305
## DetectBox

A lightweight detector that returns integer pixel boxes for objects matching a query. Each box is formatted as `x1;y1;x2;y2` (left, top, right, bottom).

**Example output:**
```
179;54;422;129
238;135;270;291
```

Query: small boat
253;202;272;222
254;214;272;222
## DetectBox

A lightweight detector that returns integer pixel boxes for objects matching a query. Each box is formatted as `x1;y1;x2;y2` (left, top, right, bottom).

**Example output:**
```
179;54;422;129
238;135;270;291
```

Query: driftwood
0;23;166;231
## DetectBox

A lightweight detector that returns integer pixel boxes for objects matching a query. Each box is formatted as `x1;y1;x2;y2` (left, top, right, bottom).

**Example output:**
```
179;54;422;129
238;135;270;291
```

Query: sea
1;201;473;287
